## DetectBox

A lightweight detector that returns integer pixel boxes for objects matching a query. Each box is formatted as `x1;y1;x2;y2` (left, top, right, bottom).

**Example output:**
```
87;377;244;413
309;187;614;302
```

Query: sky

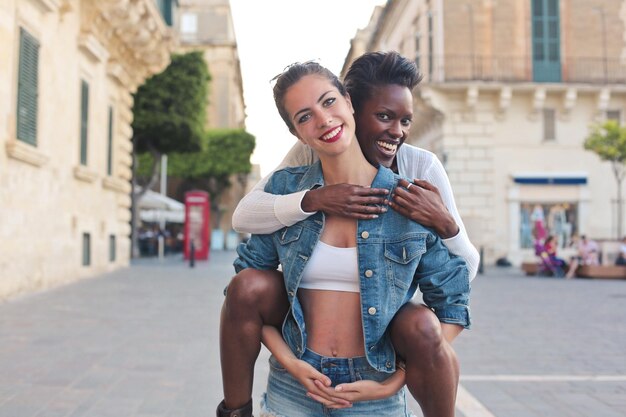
229;0;387;177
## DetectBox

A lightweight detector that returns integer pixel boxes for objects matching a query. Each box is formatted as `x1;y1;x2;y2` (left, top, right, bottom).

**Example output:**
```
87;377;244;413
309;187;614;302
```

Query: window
520;202;578;249
80;80;89;165
107;106;113;175
109;234;116;262
414;16;421;72
543;108;556;140
82;232;91;266
427;11;434;79
607;110;621;124
531;0;561;82
16;28;40;146
181;13;197;34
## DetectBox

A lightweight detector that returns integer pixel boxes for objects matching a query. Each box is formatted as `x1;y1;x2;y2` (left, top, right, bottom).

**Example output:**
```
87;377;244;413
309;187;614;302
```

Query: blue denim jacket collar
294;160;397;197
297;161;325;191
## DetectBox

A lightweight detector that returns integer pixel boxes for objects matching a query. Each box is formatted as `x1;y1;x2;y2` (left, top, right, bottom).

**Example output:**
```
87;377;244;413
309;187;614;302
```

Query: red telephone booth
184;190;210;261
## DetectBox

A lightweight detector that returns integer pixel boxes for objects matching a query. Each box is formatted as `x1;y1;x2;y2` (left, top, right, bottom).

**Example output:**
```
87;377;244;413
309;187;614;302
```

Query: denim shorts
260;349;414;417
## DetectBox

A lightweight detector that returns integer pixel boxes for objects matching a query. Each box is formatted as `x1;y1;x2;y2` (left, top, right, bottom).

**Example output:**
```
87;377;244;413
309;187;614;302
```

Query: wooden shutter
16;28;40;146
156;0;173;26
532;0;561;82
82;232;91;266
607;110;621;124
109;234;116;262
107;106;113;175
543;108;556;140
80;80;89;165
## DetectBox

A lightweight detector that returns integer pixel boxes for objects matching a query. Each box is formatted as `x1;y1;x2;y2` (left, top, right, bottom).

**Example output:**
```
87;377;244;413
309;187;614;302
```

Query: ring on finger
406;183;413;191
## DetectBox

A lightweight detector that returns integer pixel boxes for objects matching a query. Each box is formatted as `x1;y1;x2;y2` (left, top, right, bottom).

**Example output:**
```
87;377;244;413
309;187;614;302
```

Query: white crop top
299;241;360;293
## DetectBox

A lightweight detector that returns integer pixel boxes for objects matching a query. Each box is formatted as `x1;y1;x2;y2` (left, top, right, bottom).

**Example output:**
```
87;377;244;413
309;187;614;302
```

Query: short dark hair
272;61;346;133
344;51;422;112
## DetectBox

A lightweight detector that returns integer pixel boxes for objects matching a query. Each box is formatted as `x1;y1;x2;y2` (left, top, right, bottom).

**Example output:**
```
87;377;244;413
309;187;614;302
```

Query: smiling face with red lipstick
282;74;357;159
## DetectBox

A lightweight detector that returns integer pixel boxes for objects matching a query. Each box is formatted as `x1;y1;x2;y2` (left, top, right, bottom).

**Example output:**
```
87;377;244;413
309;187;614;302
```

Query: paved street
455;265;626;417
0;251;625;417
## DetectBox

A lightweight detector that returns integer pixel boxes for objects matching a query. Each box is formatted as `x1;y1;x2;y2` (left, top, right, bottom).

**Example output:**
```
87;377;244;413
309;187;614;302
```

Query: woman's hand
390;179;459;239
283;358;353;409
301;184;389;220
307;370;406;407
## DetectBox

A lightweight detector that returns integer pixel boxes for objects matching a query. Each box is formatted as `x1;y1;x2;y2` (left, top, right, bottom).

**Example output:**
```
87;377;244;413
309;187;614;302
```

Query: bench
521;261;564;277
521;262;539;275
522;263;626;279
576;265;626;280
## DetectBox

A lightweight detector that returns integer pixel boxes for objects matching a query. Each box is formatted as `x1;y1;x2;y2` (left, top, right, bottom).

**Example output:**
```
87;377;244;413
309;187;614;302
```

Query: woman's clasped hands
284;358;405;409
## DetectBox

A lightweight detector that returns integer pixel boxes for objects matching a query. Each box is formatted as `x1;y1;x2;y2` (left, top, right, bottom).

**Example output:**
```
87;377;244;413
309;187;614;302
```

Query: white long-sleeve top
232;141;480;280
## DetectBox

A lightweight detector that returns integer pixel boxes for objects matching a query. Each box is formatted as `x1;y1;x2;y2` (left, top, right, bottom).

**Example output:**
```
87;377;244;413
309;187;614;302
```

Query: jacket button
365;269;373;278
386;361;392;368
361;231;369;239
288;291;295;297
368;307;377;315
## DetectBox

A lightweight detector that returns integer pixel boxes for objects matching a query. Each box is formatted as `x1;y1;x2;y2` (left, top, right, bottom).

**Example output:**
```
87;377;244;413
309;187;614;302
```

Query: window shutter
82;232;91;266
156;0;173;26
16;28;40;146
109;234;116;262
80;80;89;165
607;110;621;124
543;108;556;140
107;106;113;175
427;12;434;79
532;0;561;82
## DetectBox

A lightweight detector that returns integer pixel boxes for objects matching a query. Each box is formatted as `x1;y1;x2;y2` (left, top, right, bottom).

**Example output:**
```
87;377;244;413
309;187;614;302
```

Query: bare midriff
299;288;365;357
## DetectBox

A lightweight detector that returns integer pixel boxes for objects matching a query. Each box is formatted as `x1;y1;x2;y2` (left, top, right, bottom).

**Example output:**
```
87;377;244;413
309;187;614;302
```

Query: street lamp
593;6;608;82
158;154;168;261
464;3;475;78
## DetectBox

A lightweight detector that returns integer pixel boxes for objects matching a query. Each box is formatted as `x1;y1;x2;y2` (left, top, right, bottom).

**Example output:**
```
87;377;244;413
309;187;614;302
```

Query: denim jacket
234;162;470;373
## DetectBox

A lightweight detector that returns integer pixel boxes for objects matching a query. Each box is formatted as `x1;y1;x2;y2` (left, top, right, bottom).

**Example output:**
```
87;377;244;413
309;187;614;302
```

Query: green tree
137;128;256;229
131;51;210;256
132;51;210;188
584;120;626;238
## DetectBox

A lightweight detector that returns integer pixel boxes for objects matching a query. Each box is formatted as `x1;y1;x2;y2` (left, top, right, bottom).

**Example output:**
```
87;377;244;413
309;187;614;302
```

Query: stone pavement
454;266;626;417
0;251;625;417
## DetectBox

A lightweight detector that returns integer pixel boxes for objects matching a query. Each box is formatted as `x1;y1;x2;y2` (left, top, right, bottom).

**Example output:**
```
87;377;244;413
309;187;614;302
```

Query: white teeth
377;141;397;152
321;126;341;141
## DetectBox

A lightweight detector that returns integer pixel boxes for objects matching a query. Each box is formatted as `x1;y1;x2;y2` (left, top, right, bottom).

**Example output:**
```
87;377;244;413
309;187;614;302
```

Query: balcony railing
430;55;626;84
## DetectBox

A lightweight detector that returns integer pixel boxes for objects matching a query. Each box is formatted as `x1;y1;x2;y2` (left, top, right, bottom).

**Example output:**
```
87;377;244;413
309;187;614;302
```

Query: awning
512;172;587;185
137;189;185;211
137;189;185;224
140;209;185;223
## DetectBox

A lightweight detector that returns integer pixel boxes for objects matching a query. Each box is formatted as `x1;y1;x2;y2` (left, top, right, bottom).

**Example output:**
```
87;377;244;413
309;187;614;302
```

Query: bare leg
566;258;579;278
219;268;288;410
390;303;459;417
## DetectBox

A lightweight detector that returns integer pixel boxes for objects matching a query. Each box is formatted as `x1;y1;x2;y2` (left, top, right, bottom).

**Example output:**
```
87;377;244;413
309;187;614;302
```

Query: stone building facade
175;0;246;244
0;0;174;299
347;0;626;265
